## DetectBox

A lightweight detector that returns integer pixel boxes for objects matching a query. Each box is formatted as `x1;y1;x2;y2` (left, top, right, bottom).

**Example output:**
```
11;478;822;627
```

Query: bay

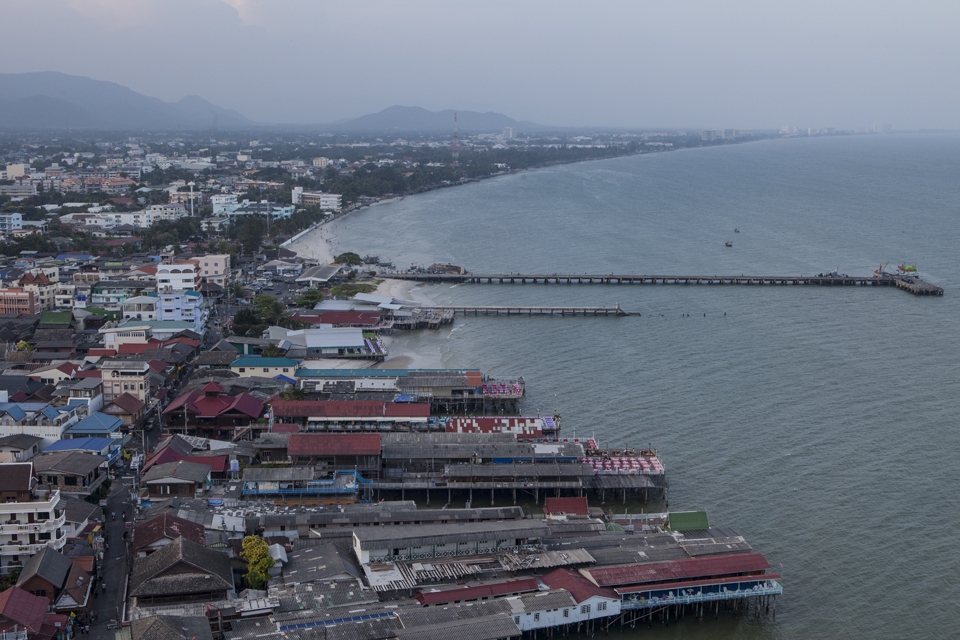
332;133;960;639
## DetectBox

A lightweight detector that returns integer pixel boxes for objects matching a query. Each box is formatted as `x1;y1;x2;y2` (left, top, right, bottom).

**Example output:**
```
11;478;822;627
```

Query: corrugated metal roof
583;552;772;587
415;578;539;605
288;433;381;457
271;400;430;419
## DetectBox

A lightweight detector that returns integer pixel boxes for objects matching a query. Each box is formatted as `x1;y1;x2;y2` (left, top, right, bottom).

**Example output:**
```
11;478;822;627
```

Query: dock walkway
381;272;944;296
427;305;628;316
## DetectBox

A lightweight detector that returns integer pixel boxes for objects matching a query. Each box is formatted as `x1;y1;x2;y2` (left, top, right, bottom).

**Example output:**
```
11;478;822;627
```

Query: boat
725;241;733;247
734;228;740;233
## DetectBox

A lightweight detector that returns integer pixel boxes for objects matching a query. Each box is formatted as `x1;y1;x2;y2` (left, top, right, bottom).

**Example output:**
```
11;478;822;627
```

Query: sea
330;133;960;639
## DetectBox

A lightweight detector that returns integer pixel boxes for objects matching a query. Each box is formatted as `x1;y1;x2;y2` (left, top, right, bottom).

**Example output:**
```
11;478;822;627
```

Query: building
287;433;380;476
0;464;67;571
162;382;264;440
64;412;124;440
140;460;211;497
221;200;294;219
121;295;158;322
0;214;23;233
131;615;214;640
0;403;82;448
33;451;108;498
0;288;37;315
156;262;201;292
132;513;206;558
312;157;330;168
198;254;230;286
291;188;342;211
210;193;238;214
100;393;146;428
129;537;234;606
294;264;342;287
156;290;207;333
100;360;151;404
15;546;70;604
0;434;42;462
0;586;50;638
230;356;298;379
100;324;151;351
17;272;57;311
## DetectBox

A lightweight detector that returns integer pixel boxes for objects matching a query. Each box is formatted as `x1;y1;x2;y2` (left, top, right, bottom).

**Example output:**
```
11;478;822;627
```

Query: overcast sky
2;0;959;129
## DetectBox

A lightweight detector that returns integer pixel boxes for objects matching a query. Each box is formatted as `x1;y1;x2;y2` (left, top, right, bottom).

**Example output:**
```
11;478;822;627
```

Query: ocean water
332;134;960;639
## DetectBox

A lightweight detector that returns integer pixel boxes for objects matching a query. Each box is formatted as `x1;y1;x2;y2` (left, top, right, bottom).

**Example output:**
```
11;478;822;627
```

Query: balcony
0;490;60;515
0;530;67;556
0;513;65;534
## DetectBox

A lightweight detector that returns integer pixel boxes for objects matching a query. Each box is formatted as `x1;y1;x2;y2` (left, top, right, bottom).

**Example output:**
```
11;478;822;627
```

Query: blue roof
45;437;116;452
295;368;460;378
65;412;124;435
0;405;27;421
273;374;296;384
41;406;64;420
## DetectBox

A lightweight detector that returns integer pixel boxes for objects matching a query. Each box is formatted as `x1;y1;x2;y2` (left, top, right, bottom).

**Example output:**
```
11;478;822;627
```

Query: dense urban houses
0;463;66;572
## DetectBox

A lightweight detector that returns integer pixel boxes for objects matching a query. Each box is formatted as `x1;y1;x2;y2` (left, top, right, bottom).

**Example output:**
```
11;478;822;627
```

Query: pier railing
381;272;943;296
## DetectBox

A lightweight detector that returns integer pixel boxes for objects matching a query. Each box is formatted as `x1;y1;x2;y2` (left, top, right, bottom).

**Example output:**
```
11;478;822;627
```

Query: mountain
328;105;541;134
0;72;252;131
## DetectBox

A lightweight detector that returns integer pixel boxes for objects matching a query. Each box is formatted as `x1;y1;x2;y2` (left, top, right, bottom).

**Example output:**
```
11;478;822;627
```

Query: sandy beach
287;213;444;370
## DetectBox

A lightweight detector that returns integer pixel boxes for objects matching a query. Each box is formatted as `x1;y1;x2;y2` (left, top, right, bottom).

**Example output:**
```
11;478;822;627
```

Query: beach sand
288;217;444;370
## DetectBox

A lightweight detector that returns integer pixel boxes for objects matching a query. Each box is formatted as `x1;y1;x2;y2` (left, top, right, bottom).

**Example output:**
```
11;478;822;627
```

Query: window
597;602;607;611
563;609;569;618
514;617;520;625
581;604;590;614
239;368;245;373
534;613;540;622
263;368;269;372
283;368;289;372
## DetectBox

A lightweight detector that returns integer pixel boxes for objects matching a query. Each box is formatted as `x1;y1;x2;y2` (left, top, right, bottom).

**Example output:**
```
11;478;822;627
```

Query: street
88;474;134;640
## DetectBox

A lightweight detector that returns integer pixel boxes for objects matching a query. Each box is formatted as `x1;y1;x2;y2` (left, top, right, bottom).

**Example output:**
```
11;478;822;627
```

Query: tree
230;282;248;299
279;387;305;400
254;295;287;326
261;343;282;358
294;288;323;308
15;341;32;352
240;535;275;590
334;252;363;266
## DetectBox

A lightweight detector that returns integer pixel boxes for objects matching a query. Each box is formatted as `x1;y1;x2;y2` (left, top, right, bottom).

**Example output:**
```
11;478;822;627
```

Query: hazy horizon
2;1;959;131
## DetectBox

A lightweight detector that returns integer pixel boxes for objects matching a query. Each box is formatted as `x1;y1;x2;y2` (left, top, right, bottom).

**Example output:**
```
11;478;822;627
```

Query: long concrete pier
381;272;944;296
427;305;628;316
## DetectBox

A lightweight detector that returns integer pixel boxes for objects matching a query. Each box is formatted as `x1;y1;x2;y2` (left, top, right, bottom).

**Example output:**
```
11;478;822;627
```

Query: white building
211;193;238;214
99;324;152;351
221;200;295;219
292;188;342;211
157;290;207;333
156;262;201;292
0;464;67;571
0;213;23;233
312;157;330;168
101;204;188;229
100;359;151;404
122;295;158;322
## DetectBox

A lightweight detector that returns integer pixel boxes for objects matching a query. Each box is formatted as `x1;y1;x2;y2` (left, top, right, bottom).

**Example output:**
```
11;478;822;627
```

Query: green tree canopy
240;535;275;590
295;288;323;308
334;252;363;266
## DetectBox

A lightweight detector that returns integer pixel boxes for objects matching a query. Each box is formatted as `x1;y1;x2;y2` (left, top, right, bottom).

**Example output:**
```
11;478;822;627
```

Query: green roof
668;511;709;531
39;311;73;326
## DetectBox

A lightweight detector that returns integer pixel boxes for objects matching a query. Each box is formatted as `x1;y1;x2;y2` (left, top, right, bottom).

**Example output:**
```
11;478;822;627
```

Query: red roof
87;349;116;357
615;573;782;595
75;370;103;379
118;339;162;354
146;359;168;373
107;392;144;415
583;553;772;588
0;586;47;633
164;337;200;348
319;311;381;326
415;578;539;606
183;455;227;473
288;433;381;457
271;400;430;419
543;497;589;516
132;513;206;552
540;569;617;604
272;423;299;433
164;389;264;420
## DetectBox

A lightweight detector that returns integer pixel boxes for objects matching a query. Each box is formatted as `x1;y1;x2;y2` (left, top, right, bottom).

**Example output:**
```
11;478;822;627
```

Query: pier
426;304;628;316
382;272;944;296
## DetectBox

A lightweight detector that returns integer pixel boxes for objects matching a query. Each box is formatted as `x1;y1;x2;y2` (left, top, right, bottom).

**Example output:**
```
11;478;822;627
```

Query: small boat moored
725;241;733;247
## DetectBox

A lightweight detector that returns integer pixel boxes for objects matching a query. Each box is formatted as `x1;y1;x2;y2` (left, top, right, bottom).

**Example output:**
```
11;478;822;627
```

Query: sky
2;0;959;130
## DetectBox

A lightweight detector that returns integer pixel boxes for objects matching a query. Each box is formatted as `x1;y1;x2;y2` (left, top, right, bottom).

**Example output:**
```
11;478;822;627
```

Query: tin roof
271;400;431;419
288;433;381;457
582;552;772;587
415;578;539;606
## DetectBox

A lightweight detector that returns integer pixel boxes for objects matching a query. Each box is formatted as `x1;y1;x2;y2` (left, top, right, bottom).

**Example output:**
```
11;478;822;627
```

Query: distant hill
329;105;541;134
0;72;252;131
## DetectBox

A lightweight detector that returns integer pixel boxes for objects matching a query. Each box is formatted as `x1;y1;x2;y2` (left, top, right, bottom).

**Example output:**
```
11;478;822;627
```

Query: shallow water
332;133;960;639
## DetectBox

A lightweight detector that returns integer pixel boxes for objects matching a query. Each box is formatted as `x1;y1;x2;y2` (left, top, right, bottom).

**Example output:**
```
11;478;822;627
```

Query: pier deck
427;305;628;316
382;272;944;296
